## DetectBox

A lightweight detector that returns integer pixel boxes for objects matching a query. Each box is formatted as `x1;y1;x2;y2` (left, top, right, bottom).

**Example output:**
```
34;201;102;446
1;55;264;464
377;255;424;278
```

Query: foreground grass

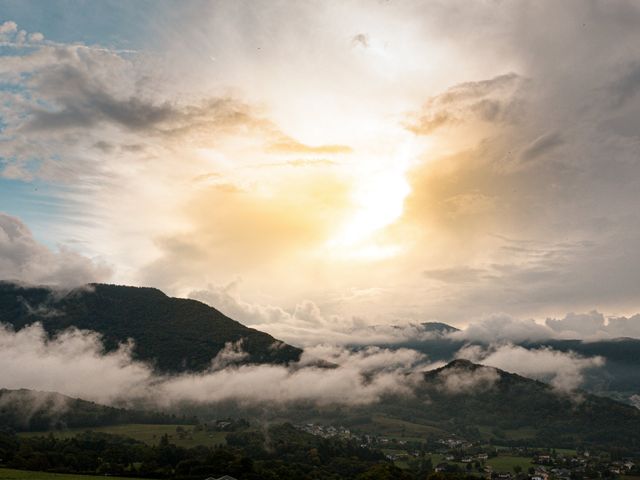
18;424;228;448
0;468;136;480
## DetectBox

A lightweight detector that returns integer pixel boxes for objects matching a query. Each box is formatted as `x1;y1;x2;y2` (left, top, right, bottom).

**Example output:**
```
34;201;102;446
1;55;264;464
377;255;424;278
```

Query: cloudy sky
2;0;640;342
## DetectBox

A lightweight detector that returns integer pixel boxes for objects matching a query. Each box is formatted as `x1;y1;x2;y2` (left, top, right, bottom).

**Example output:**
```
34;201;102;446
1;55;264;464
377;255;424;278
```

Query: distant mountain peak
419;321;460;334
441;358;479;370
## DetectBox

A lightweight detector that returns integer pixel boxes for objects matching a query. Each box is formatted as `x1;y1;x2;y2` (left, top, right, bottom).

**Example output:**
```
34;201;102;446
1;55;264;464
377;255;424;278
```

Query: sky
2;0;640;345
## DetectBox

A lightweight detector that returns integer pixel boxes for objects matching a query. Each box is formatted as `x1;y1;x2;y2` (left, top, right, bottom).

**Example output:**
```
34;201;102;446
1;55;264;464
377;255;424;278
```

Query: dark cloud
24;64;253;136
25;66;174;132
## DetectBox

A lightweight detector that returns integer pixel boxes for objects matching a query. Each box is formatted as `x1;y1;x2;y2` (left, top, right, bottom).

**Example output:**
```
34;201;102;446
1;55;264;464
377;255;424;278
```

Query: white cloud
0;20;17;37
545;311;606;337
450;314;556;343
0;322;432;407
435;363;500;394
0;323;151;403
449;312;640;343
456;343;605;392
0;213;112;287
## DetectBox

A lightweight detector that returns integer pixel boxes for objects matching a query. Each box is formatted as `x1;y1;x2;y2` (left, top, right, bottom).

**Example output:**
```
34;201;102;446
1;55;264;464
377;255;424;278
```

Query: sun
325;139;418;260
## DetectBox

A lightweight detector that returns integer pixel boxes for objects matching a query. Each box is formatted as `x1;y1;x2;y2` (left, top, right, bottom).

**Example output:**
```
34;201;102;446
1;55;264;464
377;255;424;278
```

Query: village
294;424;640;479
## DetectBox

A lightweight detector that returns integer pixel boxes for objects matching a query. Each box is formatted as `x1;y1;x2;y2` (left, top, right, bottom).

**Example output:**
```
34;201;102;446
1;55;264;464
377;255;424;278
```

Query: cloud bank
0;322;433;407
456;343;605;392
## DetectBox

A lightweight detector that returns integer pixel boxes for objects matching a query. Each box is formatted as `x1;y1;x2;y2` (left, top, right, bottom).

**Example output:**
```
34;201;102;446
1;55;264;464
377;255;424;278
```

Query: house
435;463;449;472
204;476;238;480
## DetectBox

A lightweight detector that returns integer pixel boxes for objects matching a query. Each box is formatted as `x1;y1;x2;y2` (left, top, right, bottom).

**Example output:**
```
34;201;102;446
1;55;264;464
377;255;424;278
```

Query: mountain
304;359;640;449
177;360;640;450
0;388;187;431
358;322;640;404
419;321;460;335
409;360;640;447
0;282;302;372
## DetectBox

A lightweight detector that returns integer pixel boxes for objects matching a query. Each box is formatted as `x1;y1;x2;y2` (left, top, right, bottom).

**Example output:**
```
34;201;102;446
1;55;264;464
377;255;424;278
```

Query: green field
486;455;533;472
18;424;228;448
367;415;449;441
427;453;532;474
0;468;136;480
477;425;539;441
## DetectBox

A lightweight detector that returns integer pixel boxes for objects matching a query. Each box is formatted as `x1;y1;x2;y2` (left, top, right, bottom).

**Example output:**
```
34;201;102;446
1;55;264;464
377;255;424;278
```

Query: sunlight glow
326;139;419;259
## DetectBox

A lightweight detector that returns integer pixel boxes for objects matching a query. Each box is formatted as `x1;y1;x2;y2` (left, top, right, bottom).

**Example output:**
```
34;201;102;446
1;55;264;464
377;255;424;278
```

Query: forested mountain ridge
412;359;640;447
0;282;302;372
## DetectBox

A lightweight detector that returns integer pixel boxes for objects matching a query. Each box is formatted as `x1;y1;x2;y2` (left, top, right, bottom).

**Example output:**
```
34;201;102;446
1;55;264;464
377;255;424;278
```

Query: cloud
0;213;111;287
0;323;151;403
0;389;70;429
5;3;640;330
210;339;250;370
449;311;640;343
22;62;268;142
545;311;606;337
406;73;525;135
609;61;640;107
189;281;293;326
266;138;352;154
0;322;431;407
456;343;605;392
140;171;353;292
422;266;487;284
190;280;640;347
189;282;464;347
351;33;369;49
434;362;500;394
605;315;640;338
519;132;564;162
450;314;556;343
0;20;18;35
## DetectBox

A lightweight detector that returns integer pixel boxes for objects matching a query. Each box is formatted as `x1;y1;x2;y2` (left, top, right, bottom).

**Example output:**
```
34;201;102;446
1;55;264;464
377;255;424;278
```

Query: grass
0;468;136;480
368;415;448;439
556;448;578;456
18;424;228;448
477;425;539;441
486;455;533;473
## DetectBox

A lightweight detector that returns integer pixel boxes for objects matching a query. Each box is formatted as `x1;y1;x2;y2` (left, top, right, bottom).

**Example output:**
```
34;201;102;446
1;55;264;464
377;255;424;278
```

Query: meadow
0;468;136;480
